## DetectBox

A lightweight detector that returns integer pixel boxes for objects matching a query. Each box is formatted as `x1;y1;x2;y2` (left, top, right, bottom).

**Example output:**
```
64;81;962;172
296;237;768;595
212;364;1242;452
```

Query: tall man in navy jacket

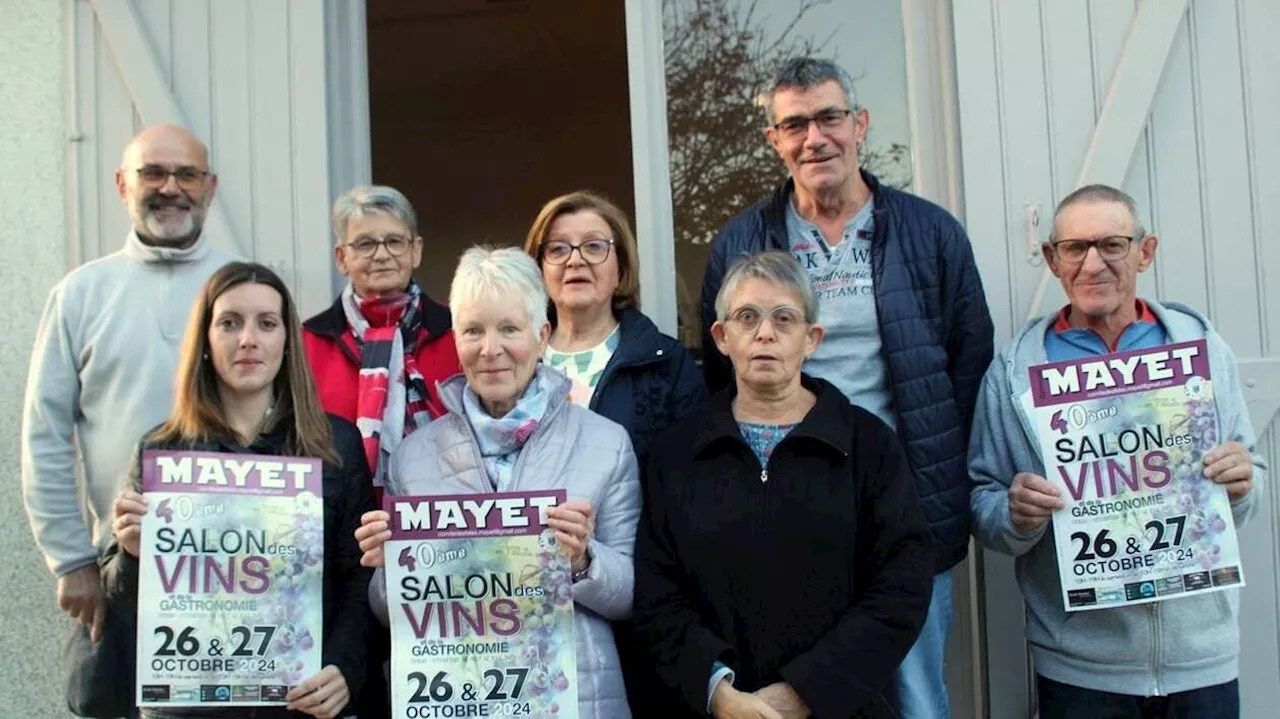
699;57;993;718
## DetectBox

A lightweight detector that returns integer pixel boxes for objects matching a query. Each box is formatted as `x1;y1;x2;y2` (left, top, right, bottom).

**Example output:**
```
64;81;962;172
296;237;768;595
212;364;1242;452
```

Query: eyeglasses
345;235;414;258
772;108;854;140
135;164;209;190
541;238;614;265
1049;235;1140;264
727;304;807;334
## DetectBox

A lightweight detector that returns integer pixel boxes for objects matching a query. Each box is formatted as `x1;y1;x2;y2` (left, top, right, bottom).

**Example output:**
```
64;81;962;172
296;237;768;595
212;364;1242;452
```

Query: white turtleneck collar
121;230;213;265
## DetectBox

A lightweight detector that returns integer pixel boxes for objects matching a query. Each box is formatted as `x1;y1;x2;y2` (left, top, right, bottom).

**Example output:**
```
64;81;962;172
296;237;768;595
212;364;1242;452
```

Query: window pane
663;0;913;351
368;1;634;301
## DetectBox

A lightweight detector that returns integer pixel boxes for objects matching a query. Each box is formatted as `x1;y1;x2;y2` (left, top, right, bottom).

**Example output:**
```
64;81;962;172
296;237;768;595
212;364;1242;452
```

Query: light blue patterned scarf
462;369;556;490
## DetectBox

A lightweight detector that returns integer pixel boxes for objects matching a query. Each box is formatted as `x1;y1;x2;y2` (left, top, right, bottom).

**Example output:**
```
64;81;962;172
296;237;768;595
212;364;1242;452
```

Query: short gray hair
331;185;419;244
715;251;818;324
449;245;549;331
766;57;859;125
1049;184;1146;242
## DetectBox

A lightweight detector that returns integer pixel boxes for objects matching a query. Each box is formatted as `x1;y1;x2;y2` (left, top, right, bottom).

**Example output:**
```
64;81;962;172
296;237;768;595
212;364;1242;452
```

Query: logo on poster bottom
1066;588;1097;607
200;685;231;702
262;685;289;701
1124;580;1157;601
1211;566;1242;587
173;686;199;702
140;685;170;702
231;685;261;702
1183;571;1212;591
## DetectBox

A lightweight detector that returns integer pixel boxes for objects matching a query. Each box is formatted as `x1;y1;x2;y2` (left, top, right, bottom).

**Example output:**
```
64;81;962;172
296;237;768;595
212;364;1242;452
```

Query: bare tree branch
662;0;912;251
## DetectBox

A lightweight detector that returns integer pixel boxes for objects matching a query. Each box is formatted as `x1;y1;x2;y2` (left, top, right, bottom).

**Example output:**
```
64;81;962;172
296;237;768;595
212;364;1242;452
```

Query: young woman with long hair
100;261;374;719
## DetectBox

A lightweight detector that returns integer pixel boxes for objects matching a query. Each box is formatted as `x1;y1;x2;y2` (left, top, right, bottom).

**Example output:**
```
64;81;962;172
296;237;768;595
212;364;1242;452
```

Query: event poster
384;490;578;719
1025;339;1244;612
136;450;324;706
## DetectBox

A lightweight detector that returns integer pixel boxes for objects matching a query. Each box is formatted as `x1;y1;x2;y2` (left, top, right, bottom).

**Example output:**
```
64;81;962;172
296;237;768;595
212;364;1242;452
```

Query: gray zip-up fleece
969;300;1266;696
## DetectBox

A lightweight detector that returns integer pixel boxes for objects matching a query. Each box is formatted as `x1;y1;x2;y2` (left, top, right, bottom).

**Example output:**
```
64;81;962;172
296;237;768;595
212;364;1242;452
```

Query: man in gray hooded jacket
969;184;1264;718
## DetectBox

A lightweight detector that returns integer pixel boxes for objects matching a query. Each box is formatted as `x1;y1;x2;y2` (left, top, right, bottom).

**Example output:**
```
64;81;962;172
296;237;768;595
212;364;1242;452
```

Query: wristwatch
571;552;592;583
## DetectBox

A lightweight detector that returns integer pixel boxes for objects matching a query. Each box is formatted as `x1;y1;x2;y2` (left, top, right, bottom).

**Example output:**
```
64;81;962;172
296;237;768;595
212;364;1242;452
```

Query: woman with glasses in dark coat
635;252;934;719
523;191;708;714
523;191;707;465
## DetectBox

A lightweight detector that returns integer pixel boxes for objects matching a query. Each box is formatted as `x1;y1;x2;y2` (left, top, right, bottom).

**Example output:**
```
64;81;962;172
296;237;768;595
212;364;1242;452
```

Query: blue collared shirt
1044;300;1168;360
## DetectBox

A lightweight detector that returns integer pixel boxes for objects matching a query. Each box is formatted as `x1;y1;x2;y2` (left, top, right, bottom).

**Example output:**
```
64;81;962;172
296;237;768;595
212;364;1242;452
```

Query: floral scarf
342;280;433;486
461;368;556;491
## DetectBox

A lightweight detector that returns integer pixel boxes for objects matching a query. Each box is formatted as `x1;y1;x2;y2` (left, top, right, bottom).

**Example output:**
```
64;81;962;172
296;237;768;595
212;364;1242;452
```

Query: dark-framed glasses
1049;235;1140;264
346;235;414;258
135;164;209;190
542;238;614;265
727;304;806;334
773;108;854;140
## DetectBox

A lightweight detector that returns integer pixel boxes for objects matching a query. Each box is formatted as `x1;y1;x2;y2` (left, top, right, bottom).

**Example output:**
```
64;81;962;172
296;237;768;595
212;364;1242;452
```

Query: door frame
900;2;985;717
624;0;680;337
324;0;373;297
327;3;987;713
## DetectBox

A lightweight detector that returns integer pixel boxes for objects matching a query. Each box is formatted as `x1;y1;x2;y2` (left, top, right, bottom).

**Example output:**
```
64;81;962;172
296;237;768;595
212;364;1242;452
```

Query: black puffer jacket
699;172;994;571
100;414;375;714
583;307;708;465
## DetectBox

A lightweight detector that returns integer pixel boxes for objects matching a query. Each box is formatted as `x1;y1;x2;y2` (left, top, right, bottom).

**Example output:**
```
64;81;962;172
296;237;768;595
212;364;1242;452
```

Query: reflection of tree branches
664;0;822;245
663;0;912;248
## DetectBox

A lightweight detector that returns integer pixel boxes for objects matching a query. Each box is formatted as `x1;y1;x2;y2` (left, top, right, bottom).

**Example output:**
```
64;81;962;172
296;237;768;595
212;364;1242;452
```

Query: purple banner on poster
1029;339;1211;408
141;450;322;497
385;490;566;540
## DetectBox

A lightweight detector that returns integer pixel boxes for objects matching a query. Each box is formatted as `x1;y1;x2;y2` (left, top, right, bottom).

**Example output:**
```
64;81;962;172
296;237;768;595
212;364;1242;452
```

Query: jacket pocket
1050;604;1149;667
1160;591;1239;668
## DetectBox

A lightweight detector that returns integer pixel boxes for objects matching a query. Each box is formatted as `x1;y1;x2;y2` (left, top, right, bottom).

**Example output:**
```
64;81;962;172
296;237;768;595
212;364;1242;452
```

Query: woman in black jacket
523;190;708;464
101;262;373;719
635;252;934;719
524;190;708;714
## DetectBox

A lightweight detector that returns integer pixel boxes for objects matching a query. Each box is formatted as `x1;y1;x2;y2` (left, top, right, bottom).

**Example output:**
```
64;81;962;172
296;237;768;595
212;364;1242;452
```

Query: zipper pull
760;469;769;483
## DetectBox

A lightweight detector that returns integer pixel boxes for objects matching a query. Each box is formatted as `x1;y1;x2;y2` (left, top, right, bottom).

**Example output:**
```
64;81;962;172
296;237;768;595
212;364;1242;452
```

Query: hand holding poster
1026;339;1244;611
385;490;578;719
136;450;324;706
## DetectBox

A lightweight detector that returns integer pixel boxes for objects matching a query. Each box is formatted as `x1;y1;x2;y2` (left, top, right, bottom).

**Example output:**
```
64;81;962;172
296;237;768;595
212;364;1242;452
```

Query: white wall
954;0;1280;716
0;1;343;714
0;0;76;716
70;0;335;316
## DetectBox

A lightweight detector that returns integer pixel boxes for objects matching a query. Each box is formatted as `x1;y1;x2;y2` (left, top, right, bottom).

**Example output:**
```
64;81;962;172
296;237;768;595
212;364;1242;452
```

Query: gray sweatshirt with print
969;300;1265;696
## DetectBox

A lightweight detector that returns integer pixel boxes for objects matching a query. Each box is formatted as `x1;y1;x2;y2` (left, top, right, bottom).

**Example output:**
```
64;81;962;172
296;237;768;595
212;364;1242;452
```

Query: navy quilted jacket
699;172;994;571
581;307;708;465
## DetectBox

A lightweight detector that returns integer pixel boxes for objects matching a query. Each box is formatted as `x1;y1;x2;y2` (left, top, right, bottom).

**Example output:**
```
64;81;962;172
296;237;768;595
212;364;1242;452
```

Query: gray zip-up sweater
370;367;640;719
969;300;1266;696
21;232;237;577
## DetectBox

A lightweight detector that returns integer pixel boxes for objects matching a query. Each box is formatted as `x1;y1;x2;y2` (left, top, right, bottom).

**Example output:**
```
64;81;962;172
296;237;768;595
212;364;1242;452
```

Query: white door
953;0;1280;716
72;0;336;316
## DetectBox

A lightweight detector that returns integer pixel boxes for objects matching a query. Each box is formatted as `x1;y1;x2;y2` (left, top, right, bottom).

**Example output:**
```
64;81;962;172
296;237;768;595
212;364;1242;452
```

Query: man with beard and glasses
21;124;238;646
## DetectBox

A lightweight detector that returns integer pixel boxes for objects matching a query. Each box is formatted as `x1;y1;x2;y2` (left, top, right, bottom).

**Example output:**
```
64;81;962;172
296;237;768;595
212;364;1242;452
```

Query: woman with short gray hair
712;250;819;329
357;246;641;718
302;185;460;717
303;185;461;487
636;251;934;718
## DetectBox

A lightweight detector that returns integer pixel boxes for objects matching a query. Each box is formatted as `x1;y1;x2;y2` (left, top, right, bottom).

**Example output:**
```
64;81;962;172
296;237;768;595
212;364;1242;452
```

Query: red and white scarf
341;281;433;486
